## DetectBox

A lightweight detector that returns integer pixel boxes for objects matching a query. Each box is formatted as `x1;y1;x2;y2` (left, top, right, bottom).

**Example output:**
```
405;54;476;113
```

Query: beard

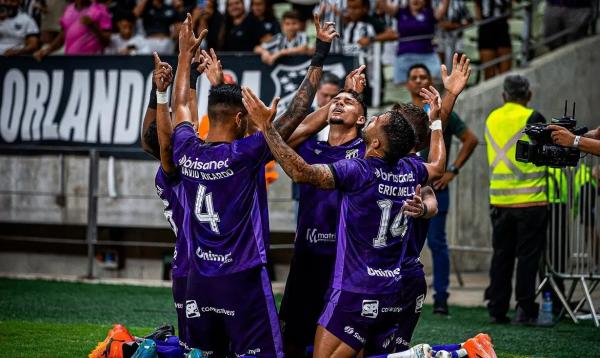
329;117;344;125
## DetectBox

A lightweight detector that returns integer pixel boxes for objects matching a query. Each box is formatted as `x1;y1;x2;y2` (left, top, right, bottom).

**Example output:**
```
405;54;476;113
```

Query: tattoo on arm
273;66;323;141
264;125;335;189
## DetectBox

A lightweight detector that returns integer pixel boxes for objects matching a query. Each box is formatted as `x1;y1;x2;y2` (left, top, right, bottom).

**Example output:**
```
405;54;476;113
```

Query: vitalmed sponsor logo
235;348;261;357
367;266;402;281
175;302;184;309
186;300;201;318
306;228;336;244
196;247;233;267
201;306;235;316
361;300;379;318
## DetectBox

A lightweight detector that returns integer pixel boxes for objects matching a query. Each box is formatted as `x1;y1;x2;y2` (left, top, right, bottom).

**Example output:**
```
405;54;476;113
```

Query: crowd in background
0;0;597;81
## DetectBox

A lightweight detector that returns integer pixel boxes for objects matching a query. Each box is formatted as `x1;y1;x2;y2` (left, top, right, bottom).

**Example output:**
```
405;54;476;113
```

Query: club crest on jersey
361;299;379;318
271;61;347;114
345;149;359;159
186;300;201;318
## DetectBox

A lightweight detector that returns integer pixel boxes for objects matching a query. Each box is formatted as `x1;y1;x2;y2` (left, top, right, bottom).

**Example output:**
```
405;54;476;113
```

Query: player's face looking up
328;91;366;129
406;67;432;97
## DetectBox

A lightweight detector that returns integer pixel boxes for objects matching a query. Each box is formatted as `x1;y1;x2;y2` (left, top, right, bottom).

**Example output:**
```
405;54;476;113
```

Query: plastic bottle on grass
538;291;554;326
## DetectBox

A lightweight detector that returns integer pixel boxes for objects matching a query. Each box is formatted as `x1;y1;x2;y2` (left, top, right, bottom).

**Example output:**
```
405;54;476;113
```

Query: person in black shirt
133;0;177;54
219;0;266;51
249;0;280;43
193;0;224;51
474;0;512;79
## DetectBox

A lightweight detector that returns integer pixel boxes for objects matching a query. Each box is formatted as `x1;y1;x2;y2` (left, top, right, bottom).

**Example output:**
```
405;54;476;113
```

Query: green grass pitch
0;278;598;357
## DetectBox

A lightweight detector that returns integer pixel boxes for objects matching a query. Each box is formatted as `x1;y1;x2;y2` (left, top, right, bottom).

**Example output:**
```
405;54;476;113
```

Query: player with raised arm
242;81;446;356
170;13;338;357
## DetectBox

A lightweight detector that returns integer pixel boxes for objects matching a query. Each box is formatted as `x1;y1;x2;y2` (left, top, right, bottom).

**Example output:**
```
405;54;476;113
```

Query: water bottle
538;291;554;326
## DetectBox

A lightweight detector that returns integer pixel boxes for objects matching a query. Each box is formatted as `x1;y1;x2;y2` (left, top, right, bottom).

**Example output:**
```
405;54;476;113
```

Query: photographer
548;124;600;156
484;75;548;325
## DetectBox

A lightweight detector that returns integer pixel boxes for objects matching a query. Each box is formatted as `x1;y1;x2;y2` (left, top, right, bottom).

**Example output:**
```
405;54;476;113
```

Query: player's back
329;155;429;294
173;123;271;276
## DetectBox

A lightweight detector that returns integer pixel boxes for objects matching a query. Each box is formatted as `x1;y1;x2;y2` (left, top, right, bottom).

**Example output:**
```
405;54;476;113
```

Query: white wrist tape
156;91;168;104
430;119;442;131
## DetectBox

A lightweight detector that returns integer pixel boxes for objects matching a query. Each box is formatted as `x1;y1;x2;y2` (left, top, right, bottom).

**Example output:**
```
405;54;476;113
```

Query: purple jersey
296;137;366;255
155;167;189;278
172;123;271;276
329;156;428;294
400;154;429;277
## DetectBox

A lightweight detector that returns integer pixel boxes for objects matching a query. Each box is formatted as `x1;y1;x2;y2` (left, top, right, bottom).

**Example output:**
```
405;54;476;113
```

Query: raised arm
153;52;177;174
243;87;335;189
440;54;472;127
434;0;450;21
420;86;446;181
286;102;332;149
273;13;339;141
172;14;207;128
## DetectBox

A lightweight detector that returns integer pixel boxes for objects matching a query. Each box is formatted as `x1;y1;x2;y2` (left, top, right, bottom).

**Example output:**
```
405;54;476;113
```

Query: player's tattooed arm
242;87;335;189
272;13;339;141
440;53;471;127
286;102;331;149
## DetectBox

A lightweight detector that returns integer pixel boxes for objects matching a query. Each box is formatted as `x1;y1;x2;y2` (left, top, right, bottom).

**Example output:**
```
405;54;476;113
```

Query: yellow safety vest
547;167;568;204
573;163;597;216
485;102;547;205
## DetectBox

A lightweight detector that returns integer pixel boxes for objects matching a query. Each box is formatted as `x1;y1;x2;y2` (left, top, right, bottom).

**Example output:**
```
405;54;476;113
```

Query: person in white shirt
0;0;40;55
105;14;150;55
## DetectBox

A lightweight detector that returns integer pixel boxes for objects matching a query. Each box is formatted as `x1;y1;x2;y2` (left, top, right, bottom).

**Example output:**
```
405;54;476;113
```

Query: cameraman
548;125;600;156
484;75;548;325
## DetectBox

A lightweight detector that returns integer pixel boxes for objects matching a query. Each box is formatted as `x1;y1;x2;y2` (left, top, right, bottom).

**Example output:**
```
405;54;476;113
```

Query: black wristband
190;62;201;90
148;80;157;110
420;202;428;218
310;38;331;67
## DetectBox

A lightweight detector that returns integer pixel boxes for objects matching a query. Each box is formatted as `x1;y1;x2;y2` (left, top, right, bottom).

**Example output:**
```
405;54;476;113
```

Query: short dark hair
282;10;303;22
208;84;246;121
382;111;416;164
503;74;530;101
319;72;342;89
337;89;367;119
407;63;431;79
143;121;160;160
391;103;429;151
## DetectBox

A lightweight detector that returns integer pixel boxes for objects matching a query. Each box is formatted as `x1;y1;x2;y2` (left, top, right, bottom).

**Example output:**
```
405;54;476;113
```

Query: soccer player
242;82;447;356
168;14;338;357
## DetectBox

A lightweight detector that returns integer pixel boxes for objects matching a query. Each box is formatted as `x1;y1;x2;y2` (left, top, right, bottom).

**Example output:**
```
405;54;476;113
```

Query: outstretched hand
153;52;173;92
420;85;442;122
179;13;208;55
242;87;280;131
402;185;426;218
201;48;224;86
344;65;367;93
314;11;339;43
441;53;472;97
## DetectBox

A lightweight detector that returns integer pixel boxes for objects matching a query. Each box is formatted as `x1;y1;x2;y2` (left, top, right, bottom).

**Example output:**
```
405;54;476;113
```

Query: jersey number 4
373;199;408;248
195;184;221;234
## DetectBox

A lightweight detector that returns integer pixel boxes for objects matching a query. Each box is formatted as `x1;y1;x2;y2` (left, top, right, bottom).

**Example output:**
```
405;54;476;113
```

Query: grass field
0;278;598;357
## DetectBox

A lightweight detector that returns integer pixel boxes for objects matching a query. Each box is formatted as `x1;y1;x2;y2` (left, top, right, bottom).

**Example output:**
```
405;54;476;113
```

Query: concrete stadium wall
1;36;599;276
446;35;600;271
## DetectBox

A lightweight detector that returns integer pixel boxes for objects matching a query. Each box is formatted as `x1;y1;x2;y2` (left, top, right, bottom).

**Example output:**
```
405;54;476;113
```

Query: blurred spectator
219;0;266;51
249;0;280;42
433;0;472;62
193;0;224;50
474;0;512;79
20;0;42;24
341;0;396;56
38;0;67;45
381;0;450;84
133;0;177;54
105;13;150;54
543;0;592;50
103;0;136;30
0;0;40;55
255;10;307;65
34;0;111;60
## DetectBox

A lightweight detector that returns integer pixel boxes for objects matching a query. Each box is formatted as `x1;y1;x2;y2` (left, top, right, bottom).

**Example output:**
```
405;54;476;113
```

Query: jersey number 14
373;199;408;248
195;184;221;234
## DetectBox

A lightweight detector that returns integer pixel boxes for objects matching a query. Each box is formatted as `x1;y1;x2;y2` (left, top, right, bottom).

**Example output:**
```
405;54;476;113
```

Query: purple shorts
172;276;188;344
185;266;283;357
317;275;427;354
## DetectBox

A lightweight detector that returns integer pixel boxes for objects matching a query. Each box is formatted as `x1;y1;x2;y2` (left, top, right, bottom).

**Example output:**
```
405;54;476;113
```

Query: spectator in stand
544;0;592;50
433;0;472;62
0;0;40;55
103;0;136;30
38;0;67;45
133;0;177;54
34;0;111;60
105;13;150;54
219;0;266;51
255;10;307;65
474;0;512;79
381;0;450;84
250;0;280;42
193;0;224;50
